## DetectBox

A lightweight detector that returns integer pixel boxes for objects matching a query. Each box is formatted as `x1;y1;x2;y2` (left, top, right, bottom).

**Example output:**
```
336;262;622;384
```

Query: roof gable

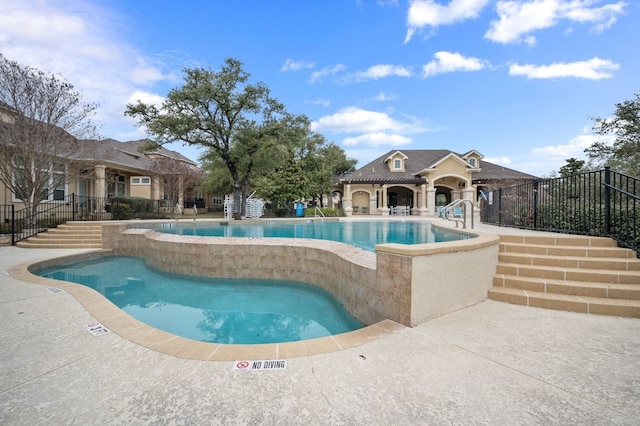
337;149;537;183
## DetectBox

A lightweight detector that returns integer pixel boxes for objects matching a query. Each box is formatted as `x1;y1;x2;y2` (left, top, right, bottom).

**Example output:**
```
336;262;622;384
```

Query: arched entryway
352;190;371;214
435;187;451;208
386;186;414;209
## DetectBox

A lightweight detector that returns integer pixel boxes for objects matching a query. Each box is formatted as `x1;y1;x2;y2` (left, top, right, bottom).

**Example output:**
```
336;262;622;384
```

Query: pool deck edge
11;256;402;361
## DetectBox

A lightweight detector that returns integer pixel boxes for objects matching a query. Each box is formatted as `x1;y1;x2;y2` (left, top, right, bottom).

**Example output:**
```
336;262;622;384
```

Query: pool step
489;234;640;318
16;221;104;249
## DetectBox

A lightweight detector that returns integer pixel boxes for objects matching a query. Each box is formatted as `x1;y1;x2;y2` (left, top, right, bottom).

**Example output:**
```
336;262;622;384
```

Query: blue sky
0;0;637;176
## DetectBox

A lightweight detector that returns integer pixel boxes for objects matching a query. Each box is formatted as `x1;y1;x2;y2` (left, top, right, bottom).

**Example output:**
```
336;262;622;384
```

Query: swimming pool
35;256;363;344
144;220;473;252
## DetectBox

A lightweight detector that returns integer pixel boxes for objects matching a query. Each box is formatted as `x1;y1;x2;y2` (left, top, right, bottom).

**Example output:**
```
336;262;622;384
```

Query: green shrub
111;202;132;220
304;207;344;217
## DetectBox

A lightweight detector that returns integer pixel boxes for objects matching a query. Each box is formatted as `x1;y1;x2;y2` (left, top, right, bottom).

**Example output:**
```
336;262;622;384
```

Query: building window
394;159;402;170
469;158;477;167
12;159;66;202
107;175;126;197
131;176;151;185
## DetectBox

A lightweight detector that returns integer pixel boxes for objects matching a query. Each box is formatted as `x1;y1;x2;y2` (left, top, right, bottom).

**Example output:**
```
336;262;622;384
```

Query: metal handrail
441;199;474;229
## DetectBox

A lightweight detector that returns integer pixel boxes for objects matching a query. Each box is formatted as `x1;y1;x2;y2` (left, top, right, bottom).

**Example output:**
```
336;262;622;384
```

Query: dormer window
469;158;476;167
385;150;408;172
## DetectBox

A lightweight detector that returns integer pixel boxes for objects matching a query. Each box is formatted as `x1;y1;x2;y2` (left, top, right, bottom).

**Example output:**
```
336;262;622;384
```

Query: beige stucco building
331;149;537;216
0;136;201;212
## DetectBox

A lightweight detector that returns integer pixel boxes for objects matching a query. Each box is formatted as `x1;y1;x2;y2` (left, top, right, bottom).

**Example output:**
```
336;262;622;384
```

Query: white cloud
484;156;512;165
347;64;412;82
0;0;183;141
305;98;331;107
280;59;315;72
309;64;346;83
513;127;614;175
370;92;398;102
129;57;177;86
405;0;490;42
343;132;412;147
422;51;487;77
312;106;426;134
128;90;165;108
509;57;619;79
531;133;595;160
485;0;627;44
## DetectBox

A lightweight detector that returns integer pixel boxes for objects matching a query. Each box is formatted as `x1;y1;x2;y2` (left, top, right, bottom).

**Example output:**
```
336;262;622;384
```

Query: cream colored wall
429;157;470;180
409;243;498;324
129;184;151;198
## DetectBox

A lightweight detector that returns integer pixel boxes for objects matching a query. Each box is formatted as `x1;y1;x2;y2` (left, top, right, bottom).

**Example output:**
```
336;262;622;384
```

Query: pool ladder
440;199;474;229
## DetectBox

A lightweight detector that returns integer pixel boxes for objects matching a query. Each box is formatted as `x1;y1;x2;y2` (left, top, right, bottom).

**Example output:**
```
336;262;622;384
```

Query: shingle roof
336;149;537;184
77;138;197;171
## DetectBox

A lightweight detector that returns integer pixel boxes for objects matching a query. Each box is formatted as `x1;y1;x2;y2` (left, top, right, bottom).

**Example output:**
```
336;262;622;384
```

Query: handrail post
11;204;15;246
498;187;503;226
604;166;611;236
533;180;539;228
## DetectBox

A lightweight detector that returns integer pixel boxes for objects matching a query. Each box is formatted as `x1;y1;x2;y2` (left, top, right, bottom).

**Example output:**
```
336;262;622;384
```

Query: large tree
558;157;587;177
251;119;356;210
307;142;356;206
0;55;98;220
126;58;297;219
586;91;640;176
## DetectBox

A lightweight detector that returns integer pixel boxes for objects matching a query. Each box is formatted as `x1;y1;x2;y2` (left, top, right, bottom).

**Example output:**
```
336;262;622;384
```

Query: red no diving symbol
236;361;250;369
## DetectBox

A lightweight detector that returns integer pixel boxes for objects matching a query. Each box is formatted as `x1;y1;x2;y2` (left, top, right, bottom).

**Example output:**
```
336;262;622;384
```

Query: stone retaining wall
102;222;500;326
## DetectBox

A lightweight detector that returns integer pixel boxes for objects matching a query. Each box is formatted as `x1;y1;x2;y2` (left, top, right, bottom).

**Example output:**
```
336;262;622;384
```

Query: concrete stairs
489;234;640;318
16;221;103;249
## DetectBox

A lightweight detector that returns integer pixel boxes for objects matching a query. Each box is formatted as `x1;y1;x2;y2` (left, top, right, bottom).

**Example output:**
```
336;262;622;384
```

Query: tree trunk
233;183;242;220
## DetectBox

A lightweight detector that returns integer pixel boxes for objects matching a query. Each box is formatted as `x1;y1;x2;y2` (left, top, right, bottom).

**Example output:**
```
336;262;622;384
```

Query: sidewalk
1;245;639;425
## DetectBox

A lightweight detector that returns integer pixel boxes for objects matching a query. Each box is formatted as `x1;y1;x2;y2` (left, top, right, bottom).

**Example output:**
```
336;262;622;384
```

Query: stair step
36;233;102;240
499;234;619;247
16;221;104;249
488;287;640;318
496;263;640;285
16;241;102;249
22;237;102;244
47;228;102;235
493;274;640;299
499;252;640;271
499;242;636;259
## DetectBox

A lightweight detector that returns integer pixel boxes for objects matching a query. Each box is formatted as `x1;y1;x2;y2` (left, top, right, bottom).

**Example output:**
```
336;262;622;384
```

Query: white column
418;184;427;215
427;189;436;216
380;184;389;216
344;184;352;215
94;165;106;212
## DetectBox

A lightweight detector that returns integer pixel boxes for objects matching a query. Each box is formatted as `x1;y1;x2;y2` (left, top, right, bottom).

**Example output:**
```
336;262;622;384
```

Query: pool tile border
10;255;403;361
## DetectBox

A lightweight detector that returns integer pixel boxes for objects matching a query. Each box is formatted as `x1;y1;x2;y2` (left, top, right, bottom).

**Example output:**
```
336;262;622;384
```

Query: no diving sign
233;359;287;371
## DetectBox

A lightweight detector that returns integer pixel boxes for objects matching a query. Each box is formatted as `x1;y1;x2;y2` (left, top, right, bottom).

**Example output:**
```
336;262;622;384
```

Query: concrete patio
1;243;639;425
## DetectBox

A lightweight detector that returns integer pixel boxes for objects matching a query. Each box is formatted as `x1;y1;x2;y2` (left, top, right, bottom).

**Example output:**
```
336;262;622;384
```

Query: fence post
533;180;539;228
604;166;611;236
11;204;15;246
498;187;503;226
72;193;76;221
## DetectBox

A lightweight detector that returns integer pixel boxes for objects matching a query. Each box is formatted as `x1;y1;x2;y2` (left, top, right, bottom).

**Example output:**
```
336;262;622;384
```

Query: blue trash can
295;203;304;217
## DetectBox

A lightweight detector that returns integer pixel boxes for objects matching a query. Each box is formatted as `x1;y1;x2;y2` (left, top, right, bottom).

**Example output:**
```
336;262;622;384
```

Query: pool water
149;221;472;252
36;256;363;344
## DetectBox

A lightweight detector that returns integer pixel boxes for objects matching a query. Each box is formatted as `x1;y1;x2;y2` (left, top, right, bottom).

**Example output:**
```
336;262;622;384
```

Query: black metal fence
481;167;639;255
1;194;170;245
